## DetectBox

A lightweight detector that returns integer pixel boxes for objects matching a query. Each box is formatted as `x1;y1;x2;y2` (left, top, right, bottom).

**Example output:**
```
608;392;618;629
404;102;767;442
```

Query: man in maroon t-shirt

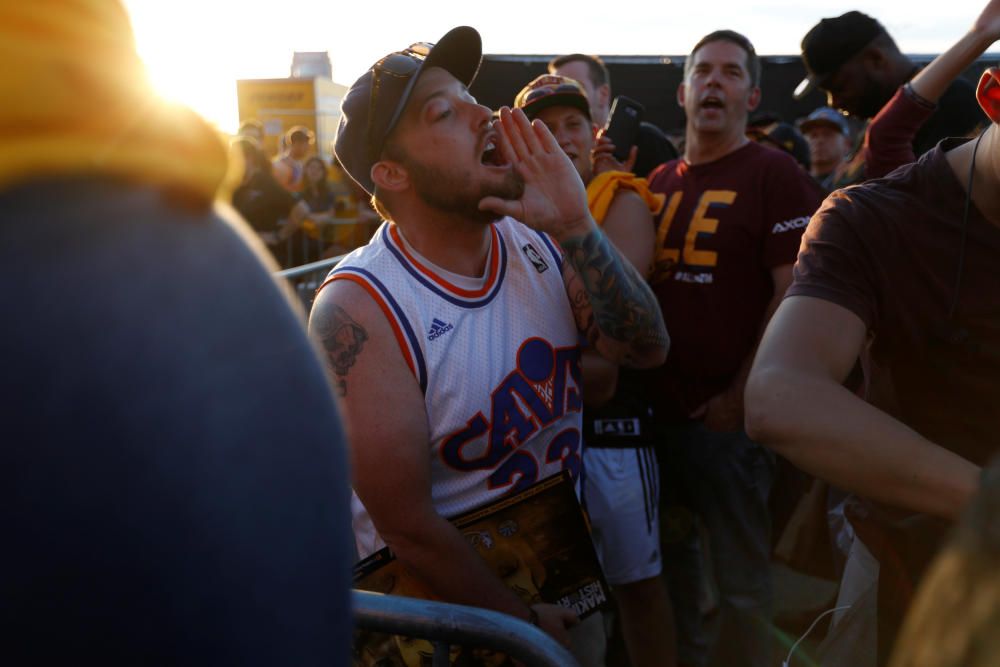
746;68;1000;665
646;29;825;667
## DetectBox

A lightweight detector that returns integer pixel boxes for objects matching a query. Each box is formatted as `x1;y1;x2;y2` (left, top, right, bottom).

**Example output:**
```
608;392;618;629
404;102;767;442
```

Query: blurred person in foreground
0;2;351;664
310;25;668;657
746;48;1000;667
515;73;676;667
888;460;1000;667
646;29;825;667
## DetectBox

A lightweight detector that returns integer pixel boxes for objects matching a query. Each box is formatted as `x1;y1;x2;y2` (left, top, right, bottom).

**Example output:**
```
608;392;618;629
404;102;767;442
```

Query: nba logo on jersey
521;243;549;273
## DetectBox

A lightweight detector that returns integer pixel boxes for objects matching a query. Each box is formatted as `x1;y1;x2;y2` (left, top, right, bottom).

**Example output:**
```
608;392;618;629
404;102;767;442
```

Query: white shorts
583;446;662;586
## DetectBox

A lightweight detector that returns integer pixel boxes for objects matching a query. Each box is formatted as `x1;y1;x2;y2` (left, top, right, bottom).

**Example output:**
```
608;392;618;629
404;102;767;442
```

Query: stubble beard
407;159;525;225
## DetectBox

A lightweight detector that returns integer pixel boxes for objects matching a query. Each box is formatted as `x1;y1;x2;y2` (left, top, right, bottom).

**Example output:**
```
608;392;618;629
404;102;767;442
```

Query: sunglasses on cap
366;42;434;161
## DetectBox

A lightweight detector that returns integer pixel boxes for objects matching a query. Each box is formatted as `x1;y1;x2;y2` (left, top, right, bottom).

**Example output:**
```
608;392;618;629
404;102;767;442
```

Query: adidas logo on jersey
428;318;454;341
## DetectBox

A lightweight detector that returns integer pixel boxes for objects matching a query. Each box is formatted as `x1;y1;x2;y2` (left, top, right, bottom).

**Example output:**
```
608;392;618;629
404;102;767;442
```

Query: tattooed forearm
561;229;669;366
311;303;369;397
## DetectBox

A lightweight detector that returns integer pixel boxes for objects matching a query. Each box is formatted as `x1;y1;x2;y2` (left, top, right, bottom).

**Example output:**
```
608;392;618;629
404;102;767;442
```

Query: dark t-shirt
789;139;1000;465
634;121;679;179
1;178;351;664
647;141;826;420
232;170;297;233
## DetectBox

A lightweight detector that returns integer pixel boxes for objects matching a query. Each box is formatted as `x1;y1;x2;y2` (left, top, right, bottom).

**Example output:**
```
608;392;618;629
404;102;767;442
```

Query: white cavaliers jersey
320;218;584;559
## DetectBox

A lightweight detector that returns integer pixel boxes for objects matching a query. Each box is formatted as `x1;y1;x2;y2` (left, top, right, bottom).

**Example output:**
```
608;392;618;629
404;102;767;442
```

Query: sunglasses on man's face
367;42;434;160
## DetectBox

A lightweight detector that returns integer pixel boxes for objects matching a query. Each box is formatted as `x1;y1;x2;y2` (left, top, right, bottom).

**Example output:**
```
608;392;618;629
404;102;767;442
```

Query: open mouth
481;140;498;165
480;132;509;167
700;96;725;110
481;140;505;166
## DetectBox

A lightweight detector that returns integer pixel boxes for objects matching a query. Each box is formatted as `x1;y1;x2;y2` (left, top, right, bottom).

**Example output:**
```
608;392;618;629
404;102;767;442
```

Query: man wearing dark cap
795;11;984;187
309;26;668;651
799;107;852;190
750;121;812;172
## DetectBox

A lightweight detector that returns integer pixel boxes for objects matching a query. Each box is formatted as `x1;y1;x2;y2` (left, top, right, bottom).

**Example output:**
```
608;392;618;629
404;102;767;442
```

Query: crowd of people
322;4;1000;667
5;1;1000;666
231;123;381;267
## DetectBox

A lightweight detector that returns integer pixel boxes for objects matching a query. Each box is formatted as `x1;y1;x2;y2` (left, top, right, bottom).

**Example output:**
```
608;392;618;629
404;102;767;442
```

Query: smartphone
603;95;645;162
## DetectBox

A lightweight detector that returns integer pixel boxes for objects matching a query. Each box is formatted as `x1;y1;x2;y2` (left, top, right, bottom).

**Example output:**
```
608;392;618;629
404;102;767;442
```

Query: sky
123;0;999;133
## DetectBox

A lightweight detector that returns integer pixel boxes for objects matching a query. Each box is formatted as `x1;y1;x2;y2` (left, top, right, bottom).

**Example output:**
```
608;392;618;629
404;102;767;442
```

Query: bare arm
309;281;575;643
744;295;979;519
579;189;659;406
560;229;667;368
601;189;656;279
480;107;668;369
909;0;1000;103
865;0;1000;177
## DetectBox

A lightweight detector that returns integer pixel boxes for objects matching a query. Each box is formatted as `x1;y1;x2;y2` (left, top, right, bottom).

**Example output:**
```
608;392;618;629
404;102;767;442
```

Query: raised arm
910;0;1000;104
308;281;576;644
480;107;668;369
865;0;1000;177
744;295;980;519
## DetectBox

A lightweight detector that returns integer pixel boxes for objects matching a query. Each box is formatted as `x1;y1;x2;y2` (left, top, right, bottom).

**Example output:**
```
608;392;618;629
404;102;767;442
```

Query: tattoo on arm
312;304;369;397
561;229;668;362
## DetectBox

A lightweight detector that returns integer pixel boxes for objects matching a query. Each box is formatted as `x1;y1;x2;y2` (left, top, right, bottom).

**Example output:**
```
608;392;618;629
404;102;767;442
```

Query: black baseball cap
751;122;811;171
333;26;482;195
794;11;886;100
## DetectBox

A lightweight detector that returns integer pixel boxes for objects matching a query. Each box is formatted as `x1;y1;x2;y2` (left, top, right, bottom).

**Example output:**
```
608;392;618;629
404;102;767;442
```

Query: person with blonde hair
889;463;1000;667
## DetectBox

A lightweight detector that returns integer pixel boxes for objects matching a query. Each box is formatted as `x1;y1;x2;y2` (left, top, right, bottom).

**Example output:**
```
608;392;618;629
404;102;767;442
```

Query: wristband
903;82;937;110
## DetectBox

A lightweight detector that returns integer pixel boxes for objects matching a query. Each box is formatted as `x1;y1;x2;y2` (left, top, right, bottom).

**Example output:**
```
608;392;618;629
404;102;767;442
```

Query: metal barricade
277;254;346;313
352;590;579;667
274;214;379;267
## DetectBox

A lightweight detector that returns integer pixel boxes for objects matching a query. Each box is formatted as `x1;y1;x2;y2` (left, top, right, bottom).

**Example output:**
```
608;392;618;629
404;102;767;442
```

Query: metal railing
276;254;346;281
276;253;346;312
274;214;376;311
352;590;579;667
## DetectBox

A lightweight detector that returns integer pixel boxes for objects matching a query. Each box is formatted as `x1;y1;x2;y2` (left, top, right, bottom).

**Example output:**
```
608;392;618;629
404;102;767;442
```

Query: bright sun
122;0;290;134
